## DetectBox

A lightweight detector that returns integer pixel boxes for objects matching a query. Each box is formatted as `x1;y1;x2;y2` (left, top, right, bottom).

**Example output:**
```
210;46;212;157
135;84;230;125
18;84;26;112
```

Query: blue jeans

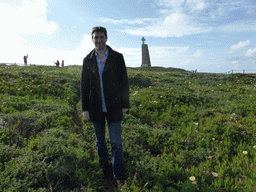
92;114;125;180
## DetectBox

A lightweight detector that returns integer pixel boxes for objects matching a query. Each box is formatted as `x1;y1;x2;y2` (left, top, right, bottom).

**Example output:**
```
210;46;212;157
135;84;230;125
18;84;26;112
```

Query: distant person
62;60;64;67
54;60;60;67
24;55;28;66
80;26;129;189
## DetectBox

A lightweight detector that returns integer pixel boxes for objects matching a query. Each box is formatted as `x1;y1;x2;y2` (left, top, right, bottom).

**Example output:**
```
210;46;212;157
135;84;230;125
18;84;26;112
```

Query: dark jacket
81;45;130;123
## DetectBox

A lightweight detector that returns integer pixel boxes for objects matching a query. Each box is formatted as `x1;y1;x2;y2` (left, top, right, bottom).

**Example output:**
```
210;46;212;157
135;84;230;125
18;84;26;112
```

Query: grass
0;64;256;191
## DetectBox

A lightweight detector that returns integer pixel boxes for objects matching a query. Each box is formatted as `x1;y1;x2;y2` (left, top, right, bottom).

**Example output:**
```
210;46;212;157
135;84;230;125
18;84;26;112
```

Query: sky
0;0;256;73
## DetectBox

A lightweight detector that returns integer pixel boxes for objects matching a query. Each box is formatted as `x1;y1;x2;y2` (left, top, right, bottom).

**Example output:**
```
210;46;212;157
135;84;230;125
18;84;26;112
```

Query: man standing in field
80;26;129;188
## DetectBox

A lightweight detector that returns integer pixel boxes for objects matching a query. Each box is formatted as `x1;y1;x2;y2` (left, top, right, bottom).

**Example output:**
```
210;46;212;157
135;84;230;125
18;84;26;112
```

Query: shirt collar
95;48;108;57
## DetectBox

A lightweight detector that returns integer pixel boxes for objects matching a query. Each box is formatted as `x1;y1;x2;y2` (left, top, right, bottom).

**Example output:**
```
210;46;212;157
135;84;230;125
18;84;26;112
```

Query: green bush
0;131;102;191
1;64;256;191
0;143;21;163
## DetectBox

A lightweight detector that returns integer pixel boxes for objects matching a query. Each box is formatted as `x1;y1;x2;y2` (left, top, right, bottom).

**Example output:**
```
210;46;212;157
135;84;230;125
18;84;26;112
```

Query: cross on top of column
142;37;145;44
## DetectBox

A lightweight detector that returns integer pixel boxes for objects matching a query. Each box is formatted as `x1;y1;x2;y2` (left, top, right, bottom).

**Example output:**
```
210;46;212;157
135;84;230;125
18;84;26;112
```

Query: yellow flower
253;145;256;149
212;138;215;141
189;176;196;181
212;172;218;177
243;151;248;155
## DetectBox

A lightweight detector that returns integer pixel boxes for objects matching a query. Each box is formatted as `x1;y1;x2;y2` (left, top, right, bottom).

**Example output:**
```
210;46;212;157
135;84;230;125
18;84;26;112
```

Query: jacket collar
88;45;116;59
88;45;118;73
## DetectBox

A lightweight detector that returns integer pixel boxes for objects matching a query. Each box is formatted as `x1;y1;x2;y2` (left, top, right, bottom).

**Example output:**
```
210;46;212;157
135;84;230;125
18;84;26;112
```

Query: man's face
92;32;107;51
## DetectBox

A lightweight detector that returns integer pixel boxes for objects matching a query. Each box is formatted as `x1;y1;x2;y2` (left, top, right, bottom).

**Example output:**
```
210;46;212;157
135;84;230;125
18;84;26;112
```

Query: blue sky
0;0;256;73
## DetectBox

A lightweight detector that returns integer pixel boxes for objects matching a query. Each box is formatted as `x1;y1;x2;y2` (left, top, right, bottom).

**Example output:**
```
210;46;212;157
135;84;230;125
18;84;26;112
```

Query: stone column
141;37;151;67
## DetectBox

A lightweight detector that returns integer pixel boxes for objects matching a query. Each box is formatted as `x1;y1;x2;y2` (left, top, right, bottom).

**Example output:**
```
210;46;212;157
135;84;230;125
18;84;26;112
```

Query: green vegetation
1;64;256;191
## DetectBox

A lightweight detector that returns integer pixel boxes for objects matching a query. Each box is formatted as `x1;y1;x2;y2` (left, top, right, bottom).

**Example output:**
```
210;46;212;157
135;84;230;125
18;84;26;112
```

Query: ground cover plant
0;64;256;191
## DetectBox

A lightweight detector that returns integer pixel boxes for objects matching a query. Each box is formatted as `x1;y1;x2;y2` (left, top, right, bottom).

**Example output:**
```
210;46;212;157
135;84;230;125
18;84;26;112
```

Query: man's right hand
81;111;90;121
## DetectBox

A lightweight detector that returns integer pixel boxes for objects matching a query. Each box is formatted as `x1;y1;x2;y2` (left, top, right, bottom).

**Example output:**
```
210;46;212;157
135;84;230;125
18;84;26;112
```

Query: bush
1;65;256;191
0;131;102;191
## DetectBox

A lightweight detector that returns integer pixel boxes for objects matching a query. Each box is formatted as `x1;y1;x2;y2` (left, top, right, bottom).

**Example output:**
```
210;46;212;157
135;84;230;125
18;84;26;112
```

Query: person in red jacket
24;54;28;66
80;26;129;188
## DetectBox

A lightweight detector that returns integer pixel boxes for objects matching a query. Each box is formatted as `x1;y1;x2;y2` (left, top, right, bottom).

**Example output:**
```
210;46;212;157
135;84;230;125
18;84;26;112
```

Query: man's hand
81;111;90;121
122;108;128;116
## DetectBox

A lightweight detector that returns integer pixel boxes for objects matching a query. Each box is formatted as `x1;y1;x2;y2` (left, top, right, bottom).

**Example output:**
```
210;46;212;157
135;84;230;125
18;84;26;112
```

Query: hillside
1;64;256;191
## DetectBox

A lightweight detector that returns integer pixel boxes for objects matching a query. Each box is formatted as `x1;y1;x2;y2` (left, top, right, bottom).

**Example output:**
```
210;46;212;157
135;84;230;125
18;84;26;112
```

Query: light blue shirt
95;49;108;112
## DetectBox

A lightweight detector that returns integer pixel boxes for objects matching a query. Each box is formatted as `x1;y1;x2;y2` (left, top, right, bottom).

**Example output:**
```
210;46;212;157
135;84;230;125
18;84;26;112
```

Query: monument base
141;64;150;67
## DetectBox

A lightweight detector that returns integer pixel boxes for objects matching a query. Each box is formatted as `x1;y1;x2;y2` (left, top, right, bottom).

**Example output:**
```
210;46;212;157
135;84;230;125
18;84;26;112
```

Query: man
80;26;129;188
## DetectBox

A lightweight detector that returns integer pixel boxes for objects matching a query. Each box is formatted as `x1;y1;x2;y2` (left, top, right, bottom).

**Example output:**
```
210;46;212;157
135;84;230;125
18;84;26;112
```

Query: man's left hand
122;108;128;116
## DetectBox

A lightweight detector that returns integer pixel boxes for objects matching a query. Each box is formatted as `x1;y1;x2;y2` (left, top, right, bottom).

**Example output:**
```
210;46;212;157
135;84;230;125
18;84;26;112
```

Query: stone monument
141;37;151;67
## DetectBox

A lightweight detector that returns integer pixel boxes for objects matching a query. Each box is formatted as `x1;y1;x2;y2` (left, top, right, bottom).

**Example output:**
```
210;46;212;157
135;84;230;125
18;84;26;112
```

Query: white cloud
29;34;94;65
232;60;238;64
98;0;211;37
112;47;141;67
111;45;192;68
186;0;208;12
229;40;250;53
218;19;256;33
125;12;211;37
76;34;95;54
116;45;208;70
193;50;203;57
125;0;216;37
0;0;58;35
217;5;226;16
159;0;208;12
130;0;210;37
159;0;183;9
209;1;245;18
101;18;155;25
149;45;192;68
245;48;256;57
0;0;59;64
210;12;216;20
151;46;189;55
247;5;256;15
114;47;140;56
124;1;256;37
0;33;92;66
